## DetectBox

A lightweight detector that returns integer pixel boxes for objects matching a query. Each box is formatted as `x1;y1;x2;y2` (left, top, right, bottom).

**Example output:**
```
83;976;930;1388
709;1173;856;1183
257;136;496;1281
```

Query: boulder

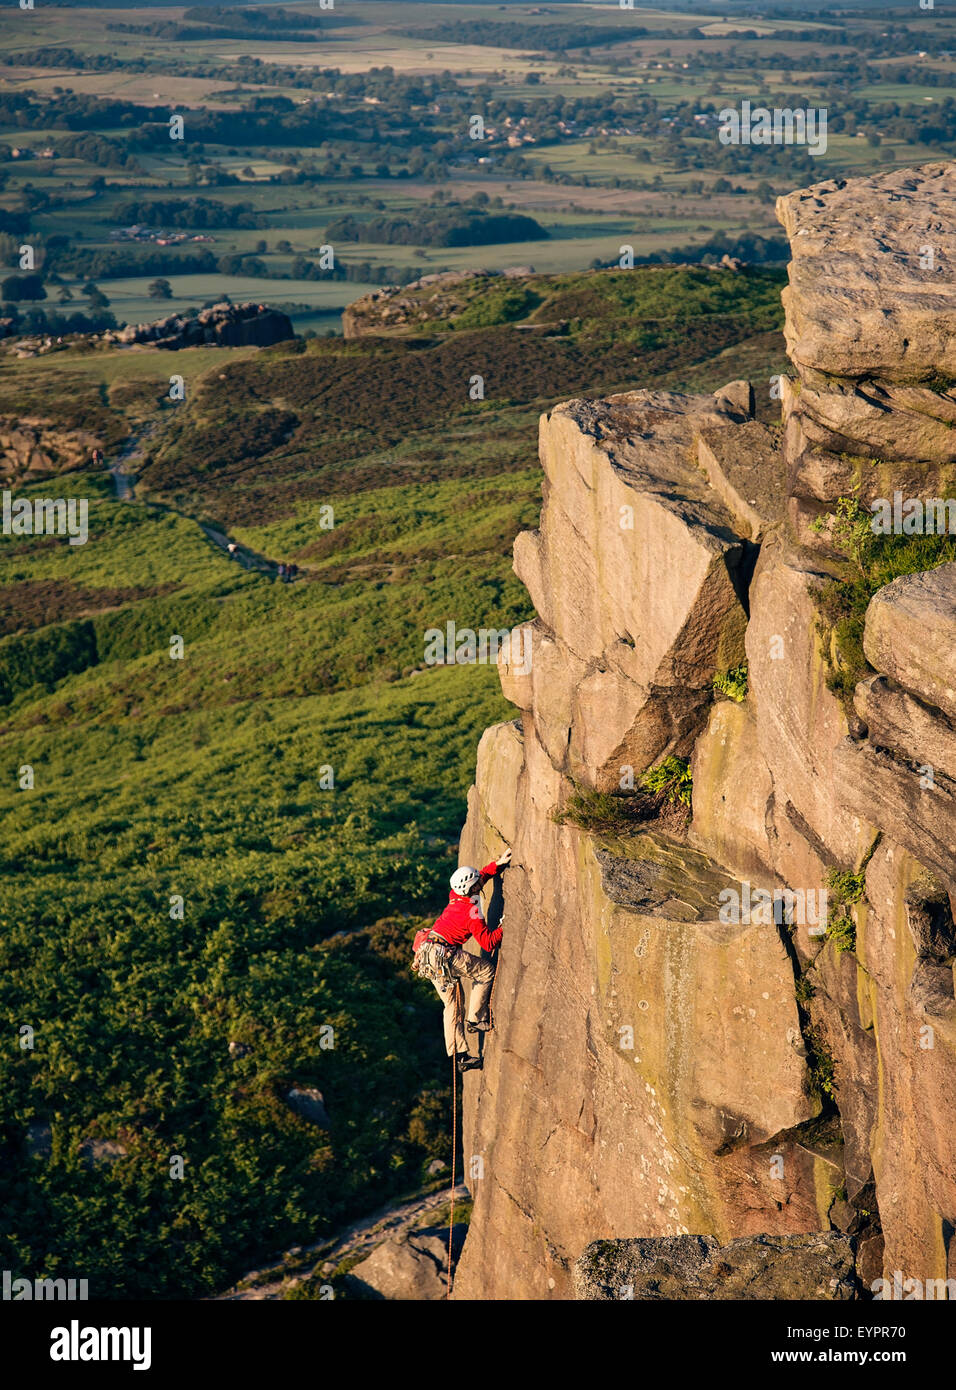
104;301;293;352
345;1225;466;1300
78;1138;127;1168
854;675;956;785
507;387;753;785
862;564;956;723
0;416;106;484
285;1086;329;1128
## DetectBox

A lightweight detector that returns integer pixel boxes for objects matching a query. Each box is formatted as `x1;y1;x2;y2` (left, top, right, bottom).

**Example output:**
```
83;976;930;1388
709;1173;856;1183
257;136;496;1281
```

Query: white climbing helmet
450;865;481;897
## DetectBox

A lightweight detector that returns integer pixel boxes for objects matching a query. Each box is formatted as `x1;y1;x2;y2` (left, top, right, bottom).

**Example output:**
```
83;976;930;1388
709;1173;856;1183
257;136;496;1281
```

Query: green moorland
0;262;788;1297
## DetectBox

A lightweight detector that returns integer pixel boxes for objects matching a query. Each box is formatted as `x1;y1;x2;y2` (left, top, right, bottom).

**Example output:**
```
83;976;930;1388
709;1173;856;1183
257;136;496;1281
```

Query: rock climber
413;849;512;1073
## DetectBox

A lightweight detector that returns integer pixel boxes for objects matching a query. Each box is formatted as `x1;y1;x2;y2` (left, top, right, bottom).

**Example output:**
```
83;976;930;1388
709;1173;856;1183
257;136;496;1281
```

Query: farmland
0;1;952;333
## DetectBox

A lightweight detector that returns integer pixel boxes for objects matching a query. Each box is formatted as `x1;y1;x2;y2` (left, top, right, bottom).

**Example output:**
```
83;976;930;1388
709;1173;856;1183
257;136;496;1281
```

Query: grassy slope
0;264;787;1297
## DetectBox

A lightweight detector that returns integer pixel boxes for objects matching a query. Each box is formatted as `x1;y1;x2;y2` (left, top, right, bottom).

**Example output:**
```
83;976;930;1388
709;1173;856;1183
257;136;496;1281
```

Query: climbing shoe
466;1018;493;1034
456;1053;483;1073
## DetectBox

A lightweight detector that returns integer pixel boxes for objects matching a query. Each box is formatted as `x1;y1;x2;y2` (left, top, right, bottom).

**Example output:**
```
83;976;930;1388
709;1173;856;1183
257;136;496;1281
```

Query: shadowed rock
103;301;294;351
573;1232;857;1300
285;1086;329;1128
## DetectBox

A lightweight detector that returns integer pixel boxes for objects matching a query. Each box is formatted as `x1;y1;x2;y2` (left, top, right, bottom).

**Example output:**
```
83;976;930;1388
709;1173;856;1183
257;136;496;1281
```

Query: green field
58;273;378;332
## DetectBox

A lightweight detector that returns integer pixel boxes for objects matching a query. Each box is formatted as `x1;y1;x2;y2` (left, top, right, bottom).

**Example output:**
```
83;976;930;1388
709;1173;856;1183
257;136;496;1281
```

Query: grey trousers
432;947;496;1057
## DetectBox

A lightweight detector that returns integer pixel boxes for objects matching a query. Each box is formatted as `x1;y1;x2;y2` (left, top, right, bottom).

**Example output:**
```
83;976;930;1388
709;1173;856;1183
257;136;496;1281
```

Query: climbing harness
412;931;456;987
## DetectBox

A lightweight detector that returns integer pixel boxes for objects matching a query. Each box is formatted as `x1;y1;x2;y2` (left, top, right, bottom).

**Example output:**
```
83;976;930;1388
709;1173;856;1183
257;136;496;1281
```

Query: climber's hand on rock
496;848;513;869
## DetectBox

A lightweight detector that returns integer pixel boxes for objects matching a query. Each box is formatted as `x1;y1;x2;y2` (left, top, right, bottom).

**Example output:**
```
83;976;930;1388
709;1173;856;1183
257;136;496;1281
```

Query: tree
148;278;173;300
87;286;110;309
1;273;46;301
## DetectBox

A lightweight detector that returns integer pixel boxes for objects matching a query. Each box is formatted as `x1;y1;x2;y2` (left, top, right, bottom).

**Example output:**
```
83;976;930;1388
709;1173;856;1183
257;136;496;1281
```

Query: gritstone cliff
452;162;956;1300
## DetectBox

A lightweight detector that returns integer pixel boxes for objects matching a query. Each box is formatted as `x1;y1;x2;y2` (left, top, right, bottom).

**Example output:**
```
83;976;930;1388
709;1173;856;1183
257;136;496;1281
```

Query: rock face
511;386;755;788
775;163;956;546
100;301;294;351
574;1232;857;1301
776;163;956;383
452;163;956;1301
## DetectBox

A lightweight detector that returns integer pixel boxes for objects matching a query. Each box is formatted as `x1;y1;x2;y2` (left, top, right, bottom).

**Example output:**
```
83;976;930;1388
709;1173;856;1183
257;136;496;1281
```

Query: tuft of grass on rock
814;496;956;706
824;866;866;954
552;786;656;835
639;755;693;808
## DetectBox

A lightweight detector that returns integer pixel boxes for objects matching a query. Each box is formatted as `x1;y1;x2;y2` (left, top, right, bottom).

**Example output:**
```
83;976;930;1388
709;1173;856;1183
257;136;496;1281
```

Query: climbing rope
487;933;502;1027
446;977;463;1300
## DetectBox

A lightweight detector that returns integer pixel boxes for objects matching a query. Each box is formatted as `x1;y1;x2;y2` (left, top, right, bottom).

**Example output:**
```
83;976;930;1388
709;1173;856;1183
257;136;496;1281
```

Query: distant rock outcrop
452;162;956;1300
342;267;534;338
0;417;104;483
101;300;294;351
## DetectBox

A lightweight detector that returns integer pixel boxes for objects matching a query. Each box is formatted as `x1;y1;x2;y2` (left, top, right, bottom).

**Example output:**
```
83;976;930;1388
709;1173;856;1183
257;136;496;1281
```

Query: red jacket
429;862;502;953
